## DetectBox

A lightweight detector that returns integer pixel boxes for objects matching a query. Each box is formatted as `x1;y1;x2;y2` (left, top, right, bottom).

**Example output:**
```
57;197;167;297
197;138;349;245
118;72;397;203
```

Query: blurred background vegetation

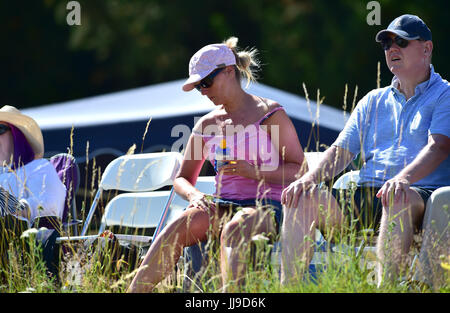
1;0;449;112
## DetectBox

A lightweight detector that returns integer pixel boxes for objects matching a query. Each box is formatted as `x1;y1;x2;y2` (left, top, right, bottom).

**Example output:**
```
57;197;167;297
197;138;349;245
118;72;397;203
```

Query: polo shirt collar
390;64;436;96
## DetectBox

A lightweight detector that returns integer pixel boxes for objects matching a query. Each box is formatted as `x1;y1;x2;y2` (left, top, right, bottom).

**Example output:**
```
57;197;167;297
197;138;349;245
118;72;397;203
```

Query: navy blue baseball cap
375;14;432;42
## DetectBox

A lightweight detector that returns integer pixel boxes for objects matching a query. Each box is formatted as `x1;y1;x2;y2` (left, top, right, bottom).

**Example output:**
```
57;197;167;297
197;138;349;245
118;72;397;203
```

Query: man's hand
376;177;411;208
281;174;317;209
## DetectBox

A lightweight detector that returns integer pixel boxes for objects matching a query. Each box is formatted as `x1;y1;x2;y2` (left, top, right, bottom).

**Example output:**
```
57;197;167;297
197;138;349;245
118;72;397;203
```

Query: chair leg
182;241;209;292
413;187;450;289
80;188;102;236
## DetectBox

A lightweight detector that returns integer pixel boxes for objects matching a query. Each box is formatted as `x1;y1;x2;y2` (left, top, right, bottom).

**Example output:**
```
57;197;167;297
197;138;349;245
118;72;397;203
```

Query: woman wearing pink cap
128;37;306;292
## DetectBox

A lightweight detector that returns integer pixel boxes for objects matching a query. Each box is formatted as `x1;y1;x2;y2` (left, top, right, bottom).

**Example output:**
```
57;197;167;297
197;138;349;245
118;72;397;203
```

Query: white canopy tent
22;79;348;162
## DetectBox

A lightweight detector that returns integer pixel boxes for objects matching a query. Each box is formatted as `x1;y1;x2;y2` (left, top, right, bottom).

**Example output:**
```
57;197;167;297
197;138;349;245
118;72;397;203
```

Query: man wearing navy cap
281;14;449;290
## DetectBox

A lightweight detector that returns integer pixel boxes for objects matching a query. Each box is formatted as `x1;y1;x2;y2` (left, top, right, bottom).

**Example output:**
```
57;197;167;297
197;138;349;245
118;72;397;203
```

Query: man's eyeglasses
380;35;413;50
0;124;10;135
195;67;225;91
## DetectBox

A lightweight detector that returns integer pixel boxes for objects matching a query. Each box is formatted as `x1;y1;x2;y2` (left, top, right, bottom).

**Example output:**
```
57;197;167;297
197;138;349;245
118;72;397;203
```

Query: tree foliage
1;0;448;111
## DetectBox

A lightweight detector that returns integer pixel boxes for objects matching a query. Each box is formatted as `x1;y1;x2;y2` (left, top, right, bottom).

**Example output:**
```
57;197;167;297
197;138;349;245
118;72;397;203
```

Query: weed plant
0;70;449;293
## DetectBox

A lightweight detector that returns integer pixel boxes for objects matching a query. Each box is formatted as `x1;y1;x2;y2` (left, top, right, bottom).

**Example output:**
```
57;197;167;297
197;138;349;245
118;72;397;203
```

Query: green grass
1;151;449;293
2;225;448;293
1;75;449;293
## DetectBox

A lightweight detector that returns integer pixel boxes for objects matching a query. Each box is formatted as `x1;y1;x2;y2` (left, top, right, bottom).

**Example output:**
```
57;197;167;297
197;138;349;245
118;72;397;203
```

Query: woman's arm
220;108;305;186
173;125;215;211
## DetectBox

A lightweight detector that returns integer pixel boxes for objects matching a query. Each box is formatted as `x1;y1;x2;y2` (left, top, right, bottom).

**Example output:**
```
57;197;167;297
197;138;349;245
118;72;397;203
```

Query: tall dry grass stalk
81;141;90;221
68;125;74;156
141;117;152;153
377;61;381;89
3;61;449;293
343;83;348;119
302;83;315;152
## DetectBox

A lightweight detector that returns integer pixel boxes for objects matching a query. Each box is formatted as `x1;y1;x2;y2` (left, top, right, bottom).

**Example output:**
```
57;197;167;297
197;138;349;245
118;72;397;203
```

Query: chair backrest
304;152;323;170
162;176;216;228
332;170;360;190
80;152;183;237
49;153;80;224
151;176;216;240
303;152;361;190
99;152;183;192
100;190;171;231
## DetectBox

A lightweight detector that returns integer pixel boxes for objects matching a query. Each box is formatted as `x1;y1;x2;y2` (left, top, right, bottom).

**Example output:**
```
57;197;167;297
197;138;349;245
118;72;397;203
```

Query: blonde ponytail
223;36;260;88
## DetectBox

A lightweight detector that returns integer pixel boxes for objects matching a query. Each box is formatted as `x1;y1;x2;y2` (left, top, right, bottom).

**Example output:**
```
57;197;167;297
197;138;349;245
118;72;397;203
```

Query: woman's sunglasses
194;67;225;91
380;35;414;50
0;124;10;135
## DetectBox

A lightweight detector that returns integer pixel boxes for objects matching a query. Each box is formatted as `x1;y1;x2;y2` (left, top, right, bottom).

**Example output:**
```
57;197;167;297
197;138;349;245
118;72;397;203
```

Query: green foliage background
1;0;448;111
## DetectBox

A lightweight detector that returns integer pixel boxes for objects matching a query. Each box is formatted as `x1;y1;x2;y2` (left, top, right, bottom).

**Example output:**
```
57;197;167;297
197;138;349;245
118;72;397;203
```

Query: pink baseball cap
182;43;236;92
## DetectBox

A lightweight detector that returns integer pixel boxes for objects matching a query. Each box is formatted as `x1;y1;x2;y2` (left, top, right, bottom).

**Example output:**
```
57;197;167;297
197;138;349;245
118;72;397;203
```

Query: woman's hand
218;160;256;179
187;191;215;213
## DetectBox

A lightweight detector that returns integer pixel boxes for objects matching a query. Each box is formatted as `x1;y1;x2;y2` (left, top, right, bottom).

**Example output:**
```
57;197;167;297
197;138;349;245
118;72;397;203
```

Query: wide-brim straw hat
0;105;44;159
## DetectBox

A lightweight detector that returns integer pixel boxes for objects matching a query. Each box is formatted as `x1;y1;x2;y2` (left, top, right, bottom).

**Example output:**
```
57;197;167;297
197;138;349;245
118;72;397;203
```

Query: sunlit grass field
1;218;448;293
1;72;449;294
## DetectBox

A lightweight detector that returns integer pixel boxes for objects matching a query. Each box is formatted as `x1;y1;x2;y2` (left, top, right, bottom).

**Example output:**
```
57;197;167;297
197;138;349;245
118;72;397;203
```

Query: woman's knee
163;208;211;244
221;208;272;246
220;209;252;246
221;217;242;246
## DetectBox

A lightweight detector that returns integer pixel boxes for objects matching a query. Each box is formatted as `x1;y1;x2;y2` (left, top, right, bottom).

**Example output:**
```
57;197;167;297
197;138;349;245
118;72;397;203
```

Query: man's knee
283;190;328;222
382;188;425;226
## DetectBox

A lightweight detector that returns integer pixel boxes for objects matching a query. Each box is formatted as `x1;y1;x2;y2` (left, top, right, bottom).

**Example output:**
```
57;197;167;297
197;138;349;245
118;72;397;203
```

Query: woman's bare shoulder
255;96;282;112
192;108;224;134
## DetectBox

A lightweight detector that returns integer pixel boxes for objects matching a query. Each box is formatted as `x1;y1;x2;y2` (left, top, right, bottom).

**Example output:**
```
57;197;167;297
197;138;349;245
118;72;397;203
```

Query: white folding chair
411;186;450;287
303;151;323;170
56;152;183;246
95;190;172;247
332;170;360;189
153;176;216;239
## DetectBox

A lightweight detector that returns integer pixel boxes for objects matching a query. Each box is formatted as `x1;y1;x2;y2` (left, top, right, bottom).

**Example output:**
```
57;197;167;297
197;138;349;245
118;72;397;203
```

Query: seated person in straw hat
0;105;66;274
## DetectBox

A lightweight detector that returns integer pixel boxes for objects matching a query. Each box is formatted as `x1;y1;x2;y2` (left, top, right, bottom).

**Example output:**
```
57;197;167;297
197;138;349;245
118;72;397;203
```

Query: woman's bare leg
127;207;224;293
220;207;277;291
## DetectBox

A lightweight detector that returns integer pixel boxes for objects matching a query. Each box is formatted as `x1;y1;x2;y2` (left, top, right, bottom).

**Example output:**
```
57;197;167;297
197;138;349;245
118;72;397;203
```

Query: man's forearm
396;135;450;184
308;145;354;183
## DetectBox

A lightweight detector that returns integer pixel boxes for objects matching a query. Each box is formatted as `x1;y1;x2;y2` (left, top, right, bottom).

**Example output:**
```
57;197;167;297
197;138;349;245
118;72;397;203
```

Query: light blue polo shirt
333;65;450;188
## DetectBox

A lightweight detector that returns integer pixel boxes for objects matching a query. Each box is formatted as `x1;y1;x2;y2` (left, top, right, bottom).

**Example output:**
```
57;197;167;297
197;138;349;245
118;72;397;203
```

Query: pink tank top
194;106;285;201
